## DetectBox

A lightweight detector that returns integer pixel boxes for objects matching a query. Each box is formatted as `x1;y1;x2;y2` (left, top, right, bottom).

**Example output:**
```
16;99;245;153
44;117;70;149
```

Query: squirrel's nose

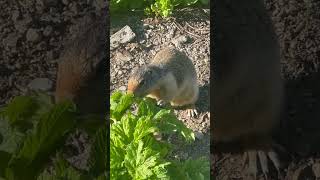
127;79;138;94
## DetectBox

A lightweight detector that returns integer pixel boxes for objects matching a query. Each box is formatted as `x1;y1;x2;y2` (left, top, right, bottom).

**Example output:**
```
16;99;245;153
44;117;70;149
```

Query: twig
173;21;202;38
185;22;210;32
215;155;230;165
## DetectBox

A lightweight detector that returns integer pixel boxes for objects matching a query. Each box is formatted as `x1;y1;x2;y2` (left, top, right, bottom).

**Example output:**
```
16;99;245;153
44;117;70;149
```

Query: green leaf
111;93;134;122
37;153;83;180
6;100;77;180
183;0;198;6
94;173;108;180
154;109;195;143
0;96;37;126
182;157;210;180
124;141;170;179
199;0;209;5
110;137;128;178
88;126;108;177
137;97;159;118
76;114;105;136
167;157;210;180
0;118;25;153
31;92;54;119
133;116;157;142
0;151;11;177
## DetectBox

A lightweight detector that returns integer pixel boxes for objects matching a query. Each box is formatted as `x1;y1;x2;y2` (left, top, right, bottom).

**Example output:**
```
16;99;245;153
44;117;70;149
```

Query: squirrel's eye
140;80;145;86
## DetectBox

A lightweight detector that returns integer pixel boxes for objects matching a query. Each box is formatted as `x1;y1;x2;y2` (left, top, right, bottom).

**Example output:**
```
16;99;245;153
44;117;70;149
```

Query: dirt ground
110;8;210;161
213;0;320;179
0;0;106;171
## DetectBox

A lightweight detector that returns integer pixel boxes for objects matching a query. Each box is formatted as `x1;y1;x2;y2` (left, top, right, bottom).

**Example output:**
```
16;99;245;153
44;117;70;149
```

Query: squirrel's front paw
187;109;198;118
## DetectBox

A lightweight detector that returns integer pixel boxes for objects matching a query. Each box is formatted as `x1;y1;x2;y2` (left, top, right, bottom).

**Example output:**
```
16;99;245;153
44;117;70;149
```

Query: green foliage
0;93;108;179
6;101;76;180
170;156;210;180
111;0;209;17
37;153;82;180
110;91;209;179
88;125;108;177
0;96;37;126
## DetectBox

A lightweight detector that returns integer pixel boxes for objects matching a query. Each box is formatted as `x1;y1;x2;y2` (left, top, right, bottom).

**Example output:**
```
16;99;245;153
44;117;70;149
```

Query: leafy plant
110;91;209;179
0;93;107;180
111;0;209;17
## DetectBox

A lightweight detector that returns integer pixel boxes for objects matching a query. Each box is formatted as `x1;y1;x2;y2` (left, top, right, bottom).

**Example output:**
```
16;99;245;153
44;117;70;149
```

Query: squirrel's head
127;65;163;97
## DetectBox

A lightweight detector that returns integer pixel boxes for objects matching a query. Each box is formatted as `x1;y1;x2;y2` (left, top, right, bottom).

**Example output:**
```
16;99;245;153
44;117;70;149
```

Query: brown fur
127;48;199;107
213;0;283;144
55;13;106;103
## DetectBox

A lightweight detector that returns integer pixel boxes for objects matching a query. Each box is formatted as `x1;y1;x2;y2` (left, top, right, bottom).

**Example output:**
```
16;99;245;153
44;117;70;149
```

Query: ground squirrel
213;0;284;179
127;47;199;117
55;12;106;115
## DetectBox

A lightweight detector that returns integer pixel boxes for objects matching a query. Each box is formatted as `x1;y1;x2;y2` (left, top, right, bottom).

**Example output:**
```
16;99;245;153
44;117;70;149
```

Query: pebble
12;10;20;22
62;0;69;5
119;86;126;91
93;0;107;10
110;25;136;50
312;163;320;178
195;131;204;140
115;51;133;62
171;35;190;47
43;25;53;36
46;50;59;60
3;33;19;49
26;28;41;42
28;78;53;91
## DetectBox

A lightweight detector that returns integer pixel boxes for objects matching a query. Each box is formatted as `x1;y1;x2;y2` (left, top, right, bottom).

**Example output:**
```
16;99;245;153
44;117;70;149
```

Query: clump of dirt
110;8;210;160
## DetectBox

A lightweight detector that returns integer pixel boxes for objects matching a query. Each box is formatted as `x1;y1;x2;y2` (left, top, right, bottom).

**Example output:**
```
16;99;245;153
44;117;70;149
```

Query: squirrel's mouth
127;79;143;96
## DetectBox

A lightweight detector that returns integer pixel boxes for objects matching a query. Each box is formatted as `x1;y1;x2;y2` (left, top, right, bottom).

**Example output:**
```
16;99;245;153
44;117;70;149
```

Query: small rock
110;25;136;50
115;51;134;62
139;40;146;44
312;163;320;178
166;29;175;39
14;63;21;69
171;35;190;47
28;78;53;91
36;41;47;50
93;0;107;11
3;33;19;49
12;10;20;22
62;0;69;5
181;152;189;160
43;25;53;36
70;3;79;14
143;24;154;29
47;50;59;60
119;86;126;91
195;131;204;140
14;17;32;34
26;28;41;42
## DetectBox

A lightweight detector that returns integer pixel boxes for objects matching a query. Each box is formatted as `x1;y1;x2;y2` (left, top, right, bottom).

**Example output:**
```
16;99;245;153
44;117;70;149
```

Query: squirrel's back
151;48;197;86
55;13;106;103
212;0;283;142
